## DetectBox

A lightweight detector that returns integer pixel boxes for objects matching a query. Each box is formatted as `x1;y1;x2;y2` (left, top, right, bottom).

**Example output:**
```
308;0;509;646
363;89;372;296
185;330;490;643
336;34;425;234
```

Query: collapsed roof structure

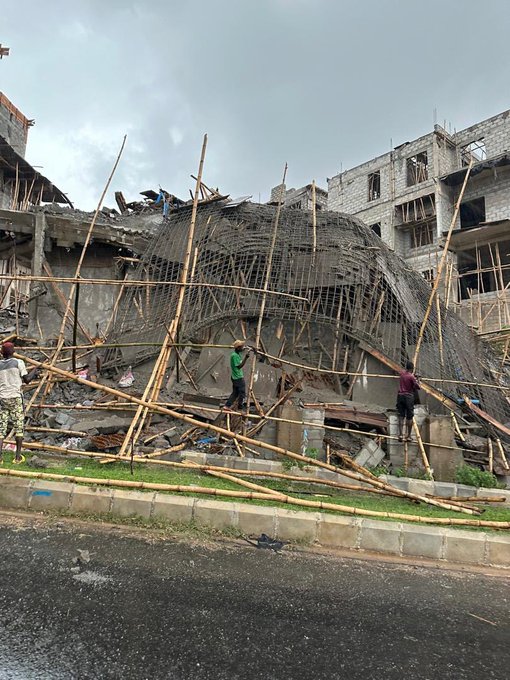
103;199;510;430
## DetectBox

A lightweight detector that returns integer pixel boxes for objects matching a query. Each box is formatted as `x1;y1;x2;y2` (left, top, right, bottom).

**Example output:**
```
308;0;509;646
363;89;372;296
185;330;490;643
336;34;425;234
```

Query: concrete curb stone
71;486;113;514
152;494;195;523
111;489;155;518
29;480;73;511
0;477;33;509
359;519;402;554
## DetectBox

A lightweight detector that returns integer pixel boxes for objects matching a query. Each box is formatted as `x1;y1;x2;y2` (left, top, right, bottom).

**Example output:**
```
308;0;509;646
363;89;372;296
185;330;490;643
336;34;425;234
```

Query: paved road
0;514;508;680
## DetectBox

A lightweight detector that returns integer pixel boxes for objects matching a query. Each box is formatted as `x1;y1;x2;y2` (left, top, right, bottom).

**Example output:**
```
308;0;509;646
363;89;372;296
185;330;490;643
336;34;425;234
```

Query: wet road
0;514;508;679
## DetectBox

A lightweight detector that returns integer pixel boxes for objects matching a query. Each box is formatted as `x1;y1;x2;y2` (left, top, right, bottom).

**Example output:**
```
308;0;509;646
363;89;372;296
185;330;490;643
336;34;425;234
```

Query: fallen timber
14;352;488;516
2;467;509;528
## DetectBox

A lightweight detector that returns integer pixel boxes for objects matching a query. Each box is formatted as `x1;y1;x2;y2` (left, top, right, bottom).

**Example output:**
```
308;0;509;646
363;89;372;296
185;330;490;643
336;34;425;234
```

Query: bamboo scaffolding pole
496;438;510;471
117;135;208;458
203;468;481;515
2;466;506;527
413;160;473;367
1;431;481;514
205;468;282;497
451;411;466;442
413;419;433;479
311;179;317;266
25;426;88;437
436;294;444;373
184;460;402;497
0;275;307;302
28;136;127;415
245;163;287;443
488;437;494;474
14;352;481;515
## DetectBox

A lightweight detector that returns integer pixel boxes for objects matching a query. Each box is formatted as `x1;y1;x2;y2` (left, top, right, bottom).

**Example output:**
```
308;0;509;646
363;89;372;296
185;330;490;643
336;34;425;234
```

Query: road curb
1;476;509;568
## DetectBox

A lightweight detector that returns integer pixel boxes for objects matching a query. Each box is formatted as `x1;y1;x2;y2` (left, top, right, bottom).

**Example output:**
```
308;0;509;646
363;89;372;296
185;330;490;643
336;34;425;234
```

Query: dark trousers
226;378;246;408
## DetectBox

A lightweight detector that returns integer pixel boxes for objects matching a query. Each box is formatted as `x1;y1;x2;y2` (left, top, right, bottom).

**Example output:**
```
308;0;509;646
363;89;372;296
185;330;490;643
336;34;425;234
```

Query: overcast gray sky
1;0;510;210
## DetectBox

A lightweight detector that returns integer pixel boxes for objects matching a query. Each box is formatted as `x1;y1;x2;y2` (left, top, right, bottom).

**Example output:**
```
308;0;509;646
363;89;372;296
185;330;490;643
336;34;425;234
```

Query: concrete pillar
276;404;302;454
28;212;46;336
302;407;325;460
427;415;463;482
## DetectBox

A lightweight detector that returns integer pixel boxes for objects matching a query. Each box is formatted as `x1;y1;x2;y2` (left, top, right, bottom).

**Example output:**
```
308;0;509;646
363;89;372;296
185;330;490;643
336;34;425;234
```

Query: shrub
455;464;500;489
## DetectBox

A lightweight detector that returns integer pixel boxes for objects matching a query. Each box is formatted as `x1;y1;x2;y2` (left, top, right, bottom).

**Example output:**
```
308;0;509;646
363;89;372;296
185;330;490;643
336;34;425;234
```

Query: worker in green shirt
223;340;252;412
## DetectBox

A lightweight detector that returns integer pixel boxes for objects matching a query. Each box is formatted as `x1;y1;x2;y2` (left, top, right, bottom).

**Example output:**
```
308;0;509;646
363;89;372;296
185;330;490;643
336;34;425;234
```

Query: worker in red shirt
397;360;420;442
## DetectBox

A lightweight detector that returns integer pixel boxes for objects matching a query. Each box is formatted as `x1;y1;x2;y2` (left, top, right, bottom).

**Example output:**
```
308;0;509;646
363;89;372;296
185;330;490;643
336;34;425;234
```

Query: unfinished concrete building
269;182;328;211
327;110;510;335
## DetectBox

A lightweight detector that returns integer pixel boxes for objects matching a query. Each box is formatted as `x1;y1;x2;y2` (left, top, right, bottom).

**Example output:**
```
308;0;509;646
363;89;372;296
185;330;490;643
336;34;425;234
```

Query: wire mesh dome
104;200;510;428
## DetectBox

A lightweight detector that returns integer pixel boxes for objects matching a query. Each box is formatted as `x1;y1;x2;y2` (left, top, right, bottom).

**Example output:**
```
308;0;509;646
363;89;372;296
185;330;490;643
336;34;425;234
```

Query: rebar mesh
105;200;510;428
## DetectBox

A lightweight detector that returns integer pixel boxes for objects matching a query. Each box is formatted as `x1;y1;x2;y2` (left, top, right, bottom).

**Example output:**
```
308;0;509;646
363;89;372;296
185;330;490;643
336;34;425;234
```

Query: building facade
0;92;68;209
327;110;510;331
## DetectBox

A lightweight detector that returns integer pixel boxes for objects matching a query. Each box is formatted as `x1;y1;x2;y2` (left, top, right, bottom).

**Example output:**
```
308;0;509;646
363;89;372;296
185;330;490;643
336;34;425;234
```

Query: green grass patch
2;453;510;530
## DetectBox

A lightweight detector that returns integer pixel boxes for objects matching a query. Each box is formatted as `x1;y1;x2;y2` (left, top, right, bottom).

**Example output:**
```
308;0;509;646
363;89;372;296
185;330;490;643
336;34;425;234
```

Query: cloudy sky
1;0;510;210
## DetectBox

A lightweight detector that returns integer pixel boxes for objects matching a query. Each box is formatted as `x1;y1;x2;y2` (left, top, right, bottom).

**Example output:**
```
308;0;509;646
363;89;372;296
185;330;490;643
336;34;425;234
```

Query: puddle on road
72;570;112;585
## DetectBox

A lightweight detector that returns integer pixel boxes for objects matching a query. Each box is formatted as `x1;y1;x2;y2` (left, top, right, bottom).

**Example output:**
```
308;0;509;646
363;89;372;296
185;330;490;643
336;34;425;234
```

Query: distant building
327;111;510;332
269;182;328;211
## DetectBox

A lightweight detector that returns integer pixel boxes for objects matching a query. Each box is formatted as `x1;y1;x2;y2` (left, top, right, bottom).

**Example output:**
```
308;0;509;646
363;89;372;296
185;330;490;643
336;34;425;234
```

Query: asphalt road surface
0;513;508;680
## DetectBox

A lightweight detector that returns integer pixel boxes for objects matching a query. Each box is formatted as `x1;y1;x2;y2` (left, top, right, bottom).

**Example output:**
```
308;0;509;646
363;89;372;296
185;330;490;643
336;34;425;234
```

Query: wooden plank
463;395;510;439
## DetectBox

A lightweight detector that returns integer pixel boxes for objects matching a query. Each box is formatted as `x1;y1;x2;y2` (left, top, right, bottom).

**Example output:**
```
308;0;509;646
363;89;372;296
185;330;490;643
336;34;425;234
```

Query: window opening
368;171;381;201
461;140;487;167
460;197;486;229
406;152;428;186
410;222;435;249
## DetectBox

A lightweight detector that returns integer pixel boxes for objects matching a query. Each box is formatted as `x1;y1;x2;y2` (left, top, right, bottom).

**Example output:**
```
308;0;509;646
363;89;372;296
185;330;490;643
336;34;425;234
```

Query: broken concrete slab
354;438;385;469
72;415;135;435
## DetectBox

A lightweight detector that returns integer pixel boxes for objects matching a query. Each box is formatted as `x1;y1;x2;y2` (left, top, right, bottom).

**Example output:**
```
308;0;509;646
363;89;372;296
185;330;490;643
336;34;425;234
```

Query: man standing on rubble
396;360;420;442
223;340;252;413
0;342;34;464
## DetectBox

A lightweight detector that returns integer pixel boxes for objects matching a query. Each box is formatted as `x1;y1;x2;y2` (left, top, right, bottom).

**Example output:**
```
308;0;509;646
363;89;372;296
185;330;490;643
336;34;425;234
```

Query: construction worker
0;342;34;464
223;340;252;412
396;360;420;442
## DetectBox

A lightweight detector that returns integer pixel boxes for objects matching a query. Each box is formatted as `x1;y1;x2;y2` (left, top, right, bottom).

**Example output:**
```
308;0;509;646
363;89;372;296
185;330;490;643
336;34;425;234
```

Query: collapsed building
0;89;509;483
100;198;510;477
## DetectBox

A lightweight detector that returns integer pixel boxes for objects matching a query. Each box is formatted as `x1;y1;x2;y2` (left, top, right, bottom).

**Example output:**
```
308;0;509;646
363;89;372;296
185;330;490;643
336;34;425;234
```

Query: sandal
12;454;25;465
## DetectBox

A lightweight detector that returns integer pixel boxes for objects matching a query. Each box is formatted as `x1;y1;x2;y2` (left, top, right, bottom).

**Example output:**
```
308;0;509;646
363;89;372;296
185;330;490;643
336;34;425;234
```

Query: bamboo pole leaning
14;352;483;516
412;419;433;479
1;467;506;529
117;134;208;458
496;439;510;471
245;163;288;446
26;136;127;414
413;159;473;367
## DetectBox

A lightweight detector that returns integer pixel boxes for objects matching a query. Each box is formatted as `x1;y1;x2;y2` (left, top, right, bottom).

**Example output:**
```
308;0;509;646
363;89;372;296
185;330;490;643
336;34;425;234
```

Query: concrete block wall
455;167;510;225
0;94;28;157
454;110;510;161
